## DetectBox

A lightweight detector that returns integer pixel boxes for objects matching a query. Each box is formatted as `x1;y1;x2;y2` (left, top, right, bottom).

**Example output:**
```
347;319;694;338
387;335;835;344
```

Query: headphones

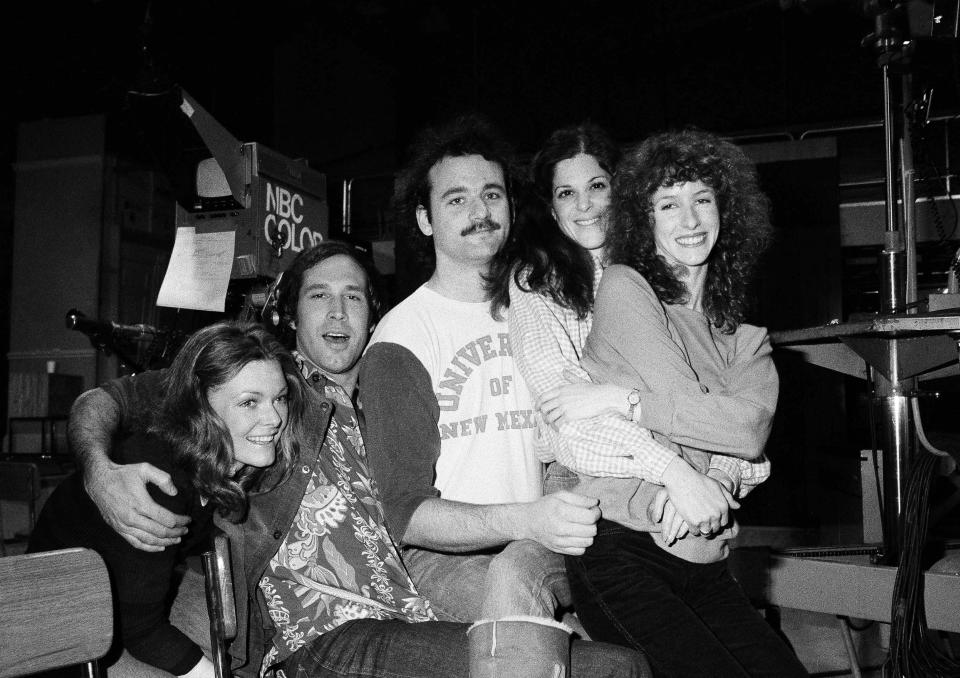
260;270;289;330
260;240;379;332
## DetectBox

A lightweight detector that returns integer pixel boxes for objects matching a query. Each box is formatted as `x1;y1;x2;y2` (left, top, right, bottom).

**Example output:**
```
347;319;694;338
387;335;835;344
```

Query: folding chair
0;547;113;678
0;461;41;555
202;532;237;678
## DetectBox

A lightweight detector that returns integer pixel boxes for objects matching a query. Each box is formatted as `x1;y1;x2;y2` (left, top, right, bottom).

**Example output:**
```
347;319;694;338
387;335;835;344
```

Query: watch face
628;391;640;405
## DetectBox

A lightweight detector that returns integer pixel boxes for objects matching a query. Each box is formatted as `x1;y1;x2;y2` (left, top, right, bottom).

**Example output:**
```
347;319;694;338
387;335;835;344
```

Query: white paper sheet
156;227;235;312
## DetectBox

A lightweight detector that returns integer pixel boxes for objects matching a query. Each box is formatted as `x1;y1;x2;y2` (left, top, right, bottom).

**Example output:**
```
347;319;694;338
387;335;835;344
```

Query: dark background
2;0;958;538
3;1;957;167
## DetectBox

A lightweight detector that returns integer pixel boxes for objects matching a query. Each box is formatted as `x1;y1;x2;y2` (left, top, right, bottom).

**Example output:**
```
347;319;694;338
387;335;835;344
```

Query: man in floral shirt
67;243;476;676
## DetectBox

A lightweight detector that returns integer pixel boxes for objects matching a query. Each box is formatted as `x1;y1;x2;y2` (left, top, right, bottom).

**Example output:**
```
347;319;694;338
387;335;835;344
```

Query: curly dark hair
393;114;522;279
607;128;772;333
274;239;383;349
488;123;620;319
151;321;304;520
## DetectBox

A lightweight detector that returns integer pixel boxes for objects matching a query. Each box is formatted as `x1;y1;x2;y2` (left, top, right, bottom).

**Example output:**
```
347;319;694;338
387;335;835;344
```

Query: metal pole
875;51;917;563
901;73;917;311
880;62;905;315
876;385;914;563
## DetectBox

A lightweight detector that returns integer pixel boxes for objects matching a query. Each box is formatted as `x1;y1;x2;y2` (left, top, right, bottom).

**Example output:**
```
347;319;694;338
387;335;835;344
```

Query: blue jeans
403;539;570;622
281;618;652;678
567;521;809;678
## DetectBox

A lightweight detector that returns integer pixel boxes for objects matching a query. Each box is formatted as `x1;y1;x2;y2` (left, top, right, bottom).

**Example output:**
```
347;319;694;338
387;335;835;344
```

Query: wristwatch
626;389;641;421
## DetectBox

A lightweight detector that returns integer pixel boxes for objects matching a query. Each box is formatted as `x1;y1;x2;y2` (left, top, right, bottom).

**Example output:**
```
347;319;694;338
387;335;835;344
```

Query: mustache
460;218;503;236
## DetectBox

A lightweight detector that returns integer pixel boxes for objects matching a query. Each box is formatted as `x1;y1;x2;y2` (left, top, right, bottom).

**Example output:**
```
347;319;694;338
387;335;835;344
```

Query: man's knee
486;540;566;608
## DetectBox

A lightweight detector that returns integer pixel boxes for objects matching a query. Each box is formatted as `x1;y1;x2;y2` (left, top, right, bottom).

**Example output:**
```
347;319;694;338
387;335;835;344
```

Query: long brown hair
607;128;772;333
151;321;304;520
488;123;620;319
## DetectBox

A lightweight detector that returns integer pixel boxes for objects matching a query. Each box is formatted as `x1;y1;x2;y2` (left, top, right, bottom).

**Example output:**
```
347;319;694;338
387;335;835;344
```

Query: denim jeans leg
481;539;569;619
403;546;492;622
570;639;654;678
685;563;809;678
283;619;469;678
566;522;752;678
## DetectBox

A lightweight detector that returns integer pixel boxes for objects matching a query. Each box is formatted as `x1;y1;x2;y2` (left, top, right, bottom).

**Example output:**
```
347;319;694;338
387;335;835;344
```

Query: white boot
467;615;573;678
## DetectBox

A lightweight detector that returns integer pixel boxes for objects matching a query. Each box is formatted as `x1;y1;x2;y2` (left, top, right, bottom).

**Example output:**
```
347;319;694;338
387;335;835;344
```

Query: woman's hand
537;369;633;425
649;488;691;545
659;457;740;536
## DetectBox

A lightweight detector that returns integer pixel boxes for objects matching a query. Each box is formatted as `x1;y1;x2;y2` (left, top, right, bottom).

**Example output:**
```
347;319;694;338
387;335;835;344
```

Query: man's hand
522;491;600;555
84;460;190;552
660;457;739;537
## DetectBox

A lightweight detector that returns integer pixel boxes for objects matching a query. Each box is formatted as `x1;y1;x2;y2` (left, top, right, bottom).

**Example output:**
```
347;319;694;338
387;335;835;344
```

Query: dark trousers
281;619;468;678
566;520;809;678
282;617;652;677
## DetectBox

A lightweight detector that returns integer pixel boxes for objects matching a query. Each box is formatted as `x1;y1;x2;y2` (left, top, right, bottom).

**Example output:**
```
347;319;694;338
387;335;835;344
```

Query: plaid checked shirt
507;254;770;495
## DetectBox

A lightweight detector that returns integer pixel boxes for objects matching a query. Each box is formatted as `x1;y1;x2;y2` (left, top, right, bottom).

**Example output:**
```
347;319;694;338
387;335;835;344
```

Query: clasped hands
537;370;738;546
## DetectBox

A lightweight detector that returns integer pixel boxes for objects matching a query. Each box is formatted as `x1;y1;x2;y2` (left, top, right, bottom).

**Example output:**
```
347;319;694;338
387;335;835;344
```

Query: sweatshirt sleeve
587;266;778;461
359;342;442;542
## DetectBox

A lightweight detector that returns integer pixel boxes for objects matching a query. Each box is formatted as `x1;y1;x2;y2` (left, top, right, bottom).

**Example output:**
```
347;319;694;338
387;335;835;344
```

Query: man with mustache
359;116;607;671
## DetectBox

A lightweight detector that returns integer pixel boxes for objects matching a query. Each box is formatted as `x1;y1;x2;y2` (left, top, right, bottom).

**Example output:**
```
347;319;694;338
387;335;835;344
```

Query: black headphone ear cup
278;279;292;327
267;271;293;329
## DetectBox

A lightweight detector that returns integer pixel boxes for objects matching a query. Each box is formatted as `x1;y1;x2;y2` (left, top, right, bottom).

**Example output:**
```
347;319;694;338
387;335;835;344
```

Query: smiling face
550;153;611;251
207;359;289;474
416;154;511;270
650;179;720;271
293;253;372;391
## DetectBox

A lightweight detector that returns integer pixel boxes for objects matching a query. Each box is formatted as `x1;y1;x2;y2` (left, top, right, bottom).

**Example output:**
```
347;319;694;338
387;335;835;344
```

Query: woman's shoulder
116;432;194;498
598;264;658;302
731;321;772;356
114;431;175;467
601;263;651;286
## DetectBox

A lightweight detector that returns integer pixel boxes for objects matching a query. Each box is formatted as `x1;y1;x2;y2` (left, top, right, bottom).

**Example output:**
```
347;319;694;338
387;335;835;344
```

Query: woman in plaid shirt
488;127;806;677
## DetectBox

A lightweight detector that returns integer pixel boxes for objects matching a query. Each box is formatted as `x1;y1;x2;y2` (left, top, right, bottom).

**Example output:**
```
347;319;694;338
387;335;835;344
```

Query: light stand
864;2;917;564
772;1;958;565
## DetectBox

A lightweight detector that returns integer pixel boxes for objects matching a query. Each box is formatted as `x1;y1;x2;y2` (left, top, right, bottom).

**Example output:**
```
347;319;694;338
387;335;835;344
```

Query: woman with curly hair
542;129;808;677
492;124;768;545
29;321;303;678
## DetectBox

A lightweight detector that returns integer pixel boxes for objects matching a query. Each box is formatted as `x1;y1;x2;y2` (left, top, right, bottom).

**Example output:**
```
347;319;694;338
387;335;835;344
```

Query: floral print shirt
258;355;435;667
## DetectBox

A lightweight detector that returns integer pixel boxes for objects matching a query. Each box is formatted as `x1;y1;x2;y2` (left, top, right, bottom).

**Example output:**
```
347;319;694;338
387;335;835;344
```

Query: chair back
0;547;113;678
202;532;237;678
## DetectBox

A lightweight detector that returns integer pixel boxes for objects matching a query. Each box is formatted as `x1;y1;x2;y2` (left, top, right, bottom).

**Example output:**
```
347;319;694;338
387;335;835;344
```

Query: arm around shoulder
69;381;189;552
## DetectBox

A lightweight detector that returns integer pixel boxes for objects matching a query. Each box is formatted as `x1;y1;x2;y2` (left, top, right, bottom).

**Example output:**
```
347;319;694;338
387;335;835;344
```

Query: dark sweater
29;373;213;675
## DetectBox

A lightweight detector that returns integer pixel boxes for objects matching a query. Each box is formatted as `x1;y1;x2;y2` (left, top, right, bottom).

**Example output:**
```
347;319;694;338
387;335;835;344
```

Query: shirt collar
293;351;357;408
294;351;328;385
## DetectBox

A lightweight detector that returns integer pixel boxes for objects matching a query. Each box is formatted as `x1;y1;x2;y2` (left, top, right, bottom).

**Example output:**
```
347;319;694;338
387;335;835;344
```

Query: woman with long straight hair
29;321;304;678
